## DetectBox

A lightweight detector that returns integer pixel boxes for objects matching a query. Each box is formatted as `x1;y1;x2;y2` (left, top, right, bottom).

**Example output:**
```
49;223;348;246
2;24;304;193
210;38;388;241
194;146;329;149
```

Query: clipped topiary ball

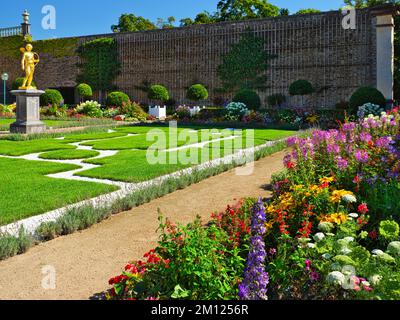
187;84;209;101
40;89;63;106
106;91;130;107
148;85;169;103
349;86;386;111
289;80;314;96
12;77;36;90
233;89;261;110
76;83;93;99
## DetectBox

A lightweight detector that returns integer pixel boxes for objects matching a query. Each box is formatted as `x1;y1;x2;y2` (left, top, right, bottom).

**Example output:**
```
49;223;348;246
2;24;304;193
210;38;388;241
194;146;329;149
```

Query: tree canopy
343;0;398;8
296;9;321;15
216;0;280;21
111;14;156;32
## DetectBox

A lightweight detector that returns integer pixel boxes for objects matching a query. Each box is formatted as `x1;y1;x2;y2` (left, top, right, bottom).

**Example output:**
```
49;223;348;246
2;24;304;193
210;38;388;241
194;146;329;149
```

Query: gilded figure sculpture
19;44;40;90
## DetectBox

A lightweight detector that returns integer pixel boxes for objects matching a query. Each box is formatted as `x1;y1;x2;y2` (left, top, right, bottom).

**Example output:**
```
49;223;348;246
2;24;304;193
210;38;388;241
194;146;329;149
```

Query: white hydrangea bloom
372;249;384;256
327;271;346;286
314;233;325;242
369;275;383;286
342;194;357;203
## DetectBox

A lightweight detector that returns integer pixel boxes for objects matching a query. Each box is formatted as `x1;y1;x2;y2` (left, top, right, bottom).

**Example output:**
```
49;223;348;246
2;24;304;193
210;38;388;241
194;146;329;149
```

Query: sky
1;0;345;40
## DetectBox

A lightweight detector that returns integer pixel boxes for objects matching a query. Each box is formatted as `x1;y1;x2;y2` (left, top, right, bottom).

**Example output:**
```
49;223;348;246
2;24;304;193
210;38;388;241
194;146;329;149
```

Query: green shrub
76;83;93;99
289;80;314;96
148;85;169;103
349;86;386;111
267;93;286;108
106;91;130;107
121;101;148;121
36;222;62;241
225;102;249;121
0;227;33;261
187;84;209;101
379;220;400;243
12;77;36;90
40;89;63;106
76;100;103;118
233;89;261;110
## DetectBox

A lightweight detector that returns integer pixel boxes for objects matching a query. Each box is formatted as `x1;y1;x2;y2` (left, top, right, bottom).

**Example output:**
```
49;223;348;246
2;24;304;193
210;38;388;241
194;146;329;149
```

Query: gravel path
0;150;285;300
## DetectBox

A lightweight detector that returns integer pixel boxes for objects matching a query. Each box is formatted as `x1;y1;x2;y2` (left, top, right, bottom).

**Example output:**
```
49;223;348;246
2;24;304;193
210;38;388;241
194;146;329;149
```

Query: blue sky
1;0;345;40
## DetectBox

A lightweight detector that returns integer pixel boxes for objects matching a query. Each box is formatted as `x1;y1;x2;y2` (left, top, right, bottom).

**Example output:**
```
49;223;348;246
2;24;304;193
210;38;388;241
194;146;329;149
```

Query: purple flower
375;136;392;149
359;132;372;143
336;156;349;170
305;260;312;271
287;136;298;147
327;143;340;155
239;199;269;301
354;149;369;163
310;272;320;282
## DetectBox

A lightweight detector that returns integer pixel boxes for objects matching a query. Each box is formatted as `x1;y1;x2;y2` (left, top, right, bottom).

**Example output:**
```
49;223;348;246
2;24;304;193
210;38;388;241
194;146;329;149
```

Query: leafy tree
157;16;176;29
180;12;217;27
279;8;290;16
77;38;121;102
343;0;397;8
180;18;194;27
111;14;156;32
296;9;321;15
216;0;280;21
217;31;275;92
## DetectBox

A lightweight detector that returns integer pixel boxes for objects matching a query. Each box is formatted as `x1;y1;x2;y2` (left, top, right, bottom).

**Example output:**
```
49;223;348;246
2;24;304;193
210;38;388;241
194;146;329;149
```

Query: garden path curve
0;150;286;300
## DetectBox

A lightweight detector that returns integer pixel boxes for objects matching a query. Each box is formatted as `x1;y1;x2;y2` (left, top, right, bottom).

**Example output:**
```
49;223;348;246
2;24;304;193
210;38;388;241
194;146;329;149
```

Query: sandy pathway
0;150;285;300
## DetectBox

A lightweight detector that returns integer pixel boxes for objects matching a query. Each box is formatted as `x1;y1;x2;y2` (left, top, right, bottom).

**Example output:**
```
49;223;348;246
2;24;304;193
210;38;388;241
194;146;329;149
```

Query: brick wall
0;8;382;108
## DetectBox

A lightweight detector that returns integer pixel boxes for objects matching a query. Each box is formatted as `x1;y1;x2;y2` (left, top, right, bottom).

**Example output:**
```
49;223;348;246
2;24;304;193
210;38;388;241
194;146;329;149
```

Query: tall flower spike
239;199;269;300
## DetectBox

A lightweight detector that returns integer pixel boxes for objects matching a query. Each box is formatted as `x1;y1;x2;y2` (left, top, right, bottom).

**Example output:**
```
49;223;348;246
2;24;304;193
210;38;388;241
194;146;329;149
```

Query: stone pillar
374;9;395;101
10;90;46;134
21;10;31;36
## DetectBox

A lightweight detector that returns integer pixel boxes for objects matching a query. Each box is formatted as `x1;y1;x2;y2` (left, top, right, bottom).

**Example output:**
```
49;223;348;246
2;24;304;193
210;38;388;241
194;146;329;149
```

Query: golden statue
19;44;40;90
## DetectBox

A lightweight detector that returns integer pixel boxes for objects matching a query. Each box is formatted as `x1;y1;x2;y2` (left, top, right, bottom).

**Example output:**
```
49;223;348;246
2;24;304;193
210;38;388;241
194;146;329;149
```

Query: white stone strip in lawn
0;134;287;237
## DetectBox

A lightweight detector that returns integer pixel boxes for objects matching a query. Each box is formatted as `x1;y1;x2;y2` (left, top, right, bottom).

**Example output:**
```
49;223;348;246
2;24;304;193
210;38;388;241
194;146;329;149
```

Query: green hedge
148;85;169;103
106;91;130;107
40;89;63;106
187;84;209;101
233;89;261;110
349;86;386;111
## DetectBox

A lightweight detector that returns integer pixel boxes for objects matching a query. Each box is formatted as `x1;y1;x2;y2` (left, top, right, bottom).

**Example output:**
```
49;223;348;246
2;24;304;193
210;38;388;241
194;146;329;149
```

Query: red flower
368;230;378;240
357;203;369;214
286;161;295;170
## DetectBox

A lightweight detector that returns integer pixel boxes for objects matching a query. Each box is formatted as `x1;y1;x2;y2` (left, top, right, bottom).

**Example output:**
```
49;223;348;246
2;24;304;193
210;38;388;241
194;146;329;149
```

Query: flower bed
107;110;400;300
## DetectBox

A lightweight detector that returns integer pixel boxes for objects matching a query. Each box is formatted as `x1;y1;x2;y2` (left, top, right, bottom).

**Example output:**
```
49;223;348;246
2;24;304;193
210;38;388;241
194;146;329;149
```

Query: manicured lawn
78;147;235;183
0;157;117;225
0;125;297;224
0;139;75;156
39;149;100;160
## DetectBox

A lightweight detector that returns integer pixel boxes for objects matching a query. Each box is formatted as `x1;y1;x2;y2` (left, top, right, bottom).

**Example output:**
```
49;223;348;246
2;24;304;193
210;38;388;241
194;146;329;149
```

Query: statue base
10;90;46;134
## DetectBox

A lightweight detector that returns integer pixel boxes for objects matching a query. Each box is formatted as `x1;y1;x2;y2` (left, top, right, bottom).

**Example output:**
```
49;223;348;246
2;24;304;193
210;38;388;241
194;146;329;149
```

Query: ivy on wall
0;35;78;59
76;37;121;98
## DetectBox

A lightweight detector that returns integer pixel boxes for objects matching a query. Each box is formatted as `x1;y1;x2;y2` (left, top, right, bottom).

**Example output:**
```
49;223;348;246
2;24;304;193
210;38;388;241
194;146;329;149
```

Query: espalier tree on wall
77;38;121;102
217;31;275;94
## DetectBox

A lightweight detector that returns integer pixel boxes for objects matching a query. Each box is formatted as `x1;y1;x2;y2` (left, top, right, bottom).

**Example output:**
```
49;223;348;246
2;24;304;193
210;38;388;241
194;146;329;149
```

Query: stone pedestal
10;90;46;134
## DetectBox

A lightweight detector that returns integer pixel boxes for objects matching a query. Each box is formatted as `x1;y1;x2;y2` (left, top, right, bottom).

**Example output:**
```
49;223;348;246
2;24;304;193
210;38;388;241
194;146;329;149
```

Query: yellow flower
330;190;355;203
319;177;335;185
307;114;319;123
320;213;348;225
